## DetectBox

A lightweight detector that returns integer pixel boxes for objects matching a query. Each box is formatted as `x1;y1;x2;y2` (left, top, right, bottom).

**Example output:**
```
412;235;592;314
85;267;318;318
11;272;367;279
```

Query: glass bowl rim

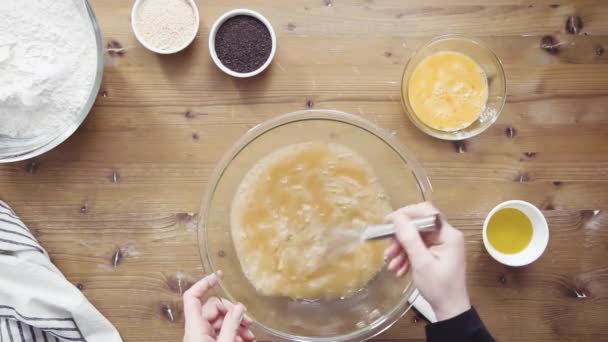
0;0;104;163
198;109;432;341
400;34;507;141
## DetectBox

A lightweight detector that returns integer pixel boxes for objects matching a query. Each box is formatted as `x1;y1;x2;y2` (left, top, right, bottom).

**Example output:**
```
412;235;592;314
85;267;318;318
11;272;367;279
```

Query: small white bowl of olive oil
483;200;549;267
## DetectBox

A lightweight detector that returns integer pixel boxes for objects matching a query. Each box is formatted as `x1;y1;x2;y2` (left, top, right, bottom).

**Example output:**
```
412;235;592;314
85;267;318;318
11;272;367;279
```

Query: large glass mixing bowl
0;0;103;163
199;110;432;341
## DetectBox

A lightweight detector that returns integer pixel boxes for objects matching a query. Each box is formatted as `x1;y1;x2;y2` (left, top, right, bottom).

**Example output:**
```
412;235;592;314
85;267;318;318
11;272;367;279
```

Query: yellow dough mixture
231;142;391;299
407;51;489;132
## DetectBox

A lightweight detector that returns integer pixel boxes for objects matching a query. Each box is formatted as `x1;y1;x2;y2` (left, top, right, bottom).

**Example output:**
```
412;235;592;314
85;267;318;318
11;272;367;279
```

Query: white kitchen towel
0;200;122;342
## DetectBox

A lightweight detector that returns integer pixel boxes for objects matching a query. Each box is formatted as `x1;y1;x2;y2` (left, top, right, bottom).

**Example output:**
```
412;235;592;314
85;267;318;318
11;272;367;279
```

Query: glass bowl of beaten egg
199;110;432;341
401;35;506;140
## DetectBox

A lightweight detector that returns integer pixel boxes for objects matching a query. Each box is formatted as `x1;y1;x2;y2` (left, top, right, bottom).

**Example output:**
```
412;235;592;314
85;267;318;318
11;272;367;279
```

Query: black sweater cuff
425;307;494;342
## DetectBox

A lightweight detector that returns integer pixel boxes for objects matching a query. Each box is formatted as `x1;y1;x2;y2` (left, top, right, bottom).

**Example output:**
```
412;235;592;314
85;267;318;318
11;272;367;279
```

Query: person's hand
183;271;255;342
384;202;471;321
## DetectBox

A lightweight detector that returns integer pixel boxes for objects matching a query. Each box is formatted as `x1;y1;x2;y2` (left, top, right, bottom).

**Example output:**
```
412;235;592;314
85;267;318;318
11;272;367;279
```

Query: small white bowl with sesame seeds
131;0;200;54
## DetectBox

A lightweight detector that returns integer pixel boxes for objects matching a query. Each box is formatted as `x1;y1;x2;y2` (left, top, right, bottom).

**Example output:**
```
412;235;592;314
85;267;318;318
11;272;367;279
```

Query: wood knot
542;201;555;210
106;40;125;57
524;152;537;158
573;275;590;298
110;170;120;184
579;209;597;222
160;303;180;322
166;273;195;295
412;314;420;324
578;210;601;231
175;212;195;223
515;172;530;183
108;245;139;269
453;140;467;153
287;23;296;31
111;247;124;268
217;250;226;258
552;181;562;186
384;51;393;58
549;3;560;8
184;111;195;119
192;132;200;140
540;35;560;55
306;100;314;108
565;15;583;35
505;126;516;138
175;213;198;231
25;160;39;174
29;227;42;238
596;46;605;57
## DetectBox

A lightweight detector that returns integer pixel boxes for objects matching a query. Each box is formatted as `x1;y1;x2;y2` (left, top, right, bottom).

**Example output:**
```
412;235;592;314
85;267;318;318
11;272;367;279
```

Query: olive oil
487;208;533;254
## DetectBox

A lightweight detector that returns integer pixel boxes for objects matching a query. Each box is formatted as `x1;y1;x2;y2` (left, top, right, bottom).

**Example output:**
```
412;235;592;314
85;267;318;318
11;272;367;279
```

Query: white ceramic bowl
482;200;549;267
208;9;276;78
131;0;200;54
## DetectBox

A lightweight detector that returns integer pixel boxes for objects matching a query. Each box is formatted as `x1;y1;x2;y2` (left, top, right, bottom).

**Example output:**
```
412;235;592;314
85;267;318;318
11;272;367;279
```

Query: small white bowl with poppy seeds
131;0;200;54
209;9;276;78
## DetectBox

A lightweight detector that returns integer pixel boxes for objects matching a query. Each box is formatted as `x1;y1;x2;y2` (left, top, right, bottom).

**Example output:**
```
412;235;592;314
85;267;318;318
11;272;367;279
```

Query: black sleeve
425;307;495;342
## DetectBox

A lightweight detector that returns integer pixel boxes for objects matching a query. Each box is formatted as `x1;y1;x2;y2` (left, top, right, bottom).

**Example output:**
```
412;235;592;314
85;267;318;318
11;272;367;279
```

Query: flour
134;0;197;52
0;0;97;139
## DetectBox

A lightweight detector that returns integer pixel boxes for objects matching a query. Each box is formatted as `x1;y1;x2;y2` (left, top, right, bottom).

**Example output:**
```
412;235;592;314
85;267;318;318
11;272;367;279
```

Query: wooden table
1;0;607;341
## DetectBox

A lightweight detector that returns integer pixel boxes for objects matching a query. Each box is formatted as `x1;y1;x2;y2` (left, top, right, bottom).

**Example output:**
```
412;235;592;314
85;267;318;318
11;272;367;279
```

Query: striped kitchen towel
0;200;122;342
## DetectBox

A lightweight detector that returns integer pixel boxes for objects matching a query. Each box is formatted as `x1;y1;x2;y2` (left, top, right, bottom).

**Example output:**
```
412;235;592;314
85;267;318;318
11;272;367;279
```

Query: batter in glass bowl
231;142;391;299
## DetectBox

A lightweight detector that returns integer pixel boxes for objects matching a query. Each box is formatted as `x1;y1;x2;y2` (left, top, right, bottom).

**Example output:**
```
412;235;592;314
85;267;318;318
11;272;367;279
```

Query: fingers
442;223;465;243
185;272;254;342
386;247;410;278
183;271;222;334
213;318;255;341
384;238;402;260
217;304;246;342
396;262;409;278
387;252;406;272
390;202;439;219
237;326;256;341
202;297;224;322
389;212;433;267
220;298;253;326
185;271;223;300
202;296;251;325
212;317;224;333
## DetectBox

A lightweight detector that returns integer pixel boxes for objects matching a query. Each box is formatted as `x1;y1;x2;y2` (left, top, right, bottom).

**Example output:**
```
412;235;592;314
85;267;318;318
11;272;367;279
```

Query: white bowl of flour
0;0;103;162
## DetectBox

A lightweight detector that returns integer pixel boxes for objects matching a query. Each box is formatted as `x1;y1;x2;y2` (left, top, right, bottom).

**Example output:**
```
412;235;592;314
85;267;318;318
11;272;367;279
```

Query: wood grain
1;0;607;341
